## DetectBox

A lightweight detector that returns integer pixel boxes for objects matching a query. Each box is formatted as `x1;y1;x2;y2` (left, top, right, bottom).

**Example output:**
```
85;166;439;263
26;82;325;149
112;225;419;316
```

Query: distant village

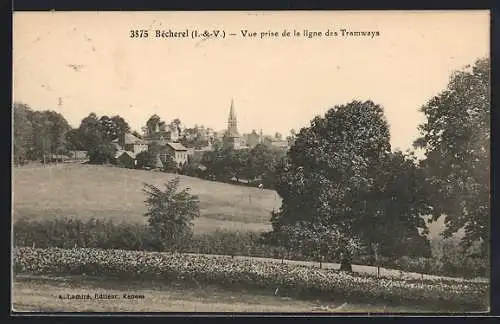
85;99;294;170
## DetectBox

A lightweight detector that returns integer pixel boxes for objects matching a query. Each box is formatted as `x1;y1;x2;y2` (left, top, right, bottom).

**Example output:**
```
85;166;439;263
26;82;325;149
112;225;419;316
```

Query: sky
13;11;489;152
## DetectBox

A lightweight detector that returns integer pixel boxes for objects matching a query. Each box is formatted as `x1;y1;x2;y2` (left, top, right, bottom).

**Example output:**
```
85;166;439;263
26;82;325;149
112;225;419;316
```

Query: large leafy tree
24;108;71;160
414;58;490;257
65;128;86;151
78;113;116;164
271;100;431;269
145;114;163;134
247;144;284;181
358;150;432;261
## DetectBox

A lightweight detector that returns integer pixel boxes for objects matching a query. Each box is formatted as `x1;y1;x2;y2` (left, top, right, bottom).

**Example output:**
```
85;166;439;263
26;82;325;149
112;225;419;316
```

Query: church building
223;99;245;149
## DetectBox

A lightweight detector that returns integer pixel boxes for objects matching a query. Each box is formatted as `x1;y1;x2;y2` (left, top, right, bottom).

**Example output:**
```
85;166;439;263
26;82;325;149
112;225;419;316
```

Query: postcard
12;10;490;313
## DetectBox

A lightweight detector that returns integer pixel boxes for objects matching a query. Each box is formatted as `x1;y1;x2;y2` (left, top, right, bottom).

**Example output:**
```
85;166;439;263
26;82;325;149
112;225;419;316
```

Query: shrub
143;177;200;252
13;218;488;279
13;247;489;311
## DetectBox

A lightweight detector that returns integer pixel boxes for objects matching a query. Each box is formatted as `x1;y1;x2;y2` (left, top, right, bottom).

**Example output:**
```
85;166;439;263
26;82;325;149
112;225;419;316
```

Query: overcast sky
13;11;489;152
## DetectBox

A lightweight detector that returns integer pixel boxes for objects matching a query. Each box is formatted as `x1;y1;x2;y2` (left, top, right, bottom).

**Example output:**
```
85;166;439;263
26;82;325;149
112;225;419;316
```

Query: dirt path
12;275;436;313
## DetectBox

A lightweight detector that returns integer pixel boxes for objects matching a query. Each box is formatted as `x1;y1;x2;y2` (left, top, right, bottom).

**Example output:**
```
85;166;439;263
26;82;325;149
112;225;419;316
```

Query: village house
245;130;261;148
115;150;136;169
159;142;189;167
262;135;290;150
112;133;148;155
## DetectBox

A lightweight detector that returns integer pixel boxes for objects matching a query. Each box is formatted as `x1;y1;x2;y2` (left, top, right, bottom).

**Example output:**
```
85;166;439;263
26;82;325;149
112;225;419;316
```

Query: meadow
13;164;280;234
12;163;446;236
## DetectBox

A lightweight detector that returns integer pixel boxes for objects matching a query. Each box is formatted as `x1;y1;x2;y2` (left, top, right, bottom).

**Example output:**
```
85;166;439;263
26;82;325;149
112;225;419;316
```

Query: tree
146;114;162;134
78;113;116;164
172;118;182;133
162;154;178;173
143;177;200;252
229;149;250;182
247;143;285;187
98;115;130;143
13;103;33;164
284;222;362;270
65;128;86;151
110;115;131;144
26;109;71;161
356;150;432;263
135;151;156;169
271;101;392;270
286;129;297;147
414;58;490;258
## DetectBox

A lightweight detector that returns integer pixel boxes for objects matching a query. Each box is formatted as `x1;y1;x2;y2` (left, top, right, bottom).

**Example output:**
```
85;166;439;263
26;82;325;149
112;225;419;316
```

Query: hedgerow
13;218;488;279
13;247;488;311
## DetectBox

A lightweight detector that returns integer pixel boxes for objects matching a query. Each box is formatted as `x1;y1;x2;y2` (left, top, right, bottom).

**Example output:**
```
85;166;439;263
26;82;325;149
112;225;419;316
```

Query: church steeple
227;98;238;136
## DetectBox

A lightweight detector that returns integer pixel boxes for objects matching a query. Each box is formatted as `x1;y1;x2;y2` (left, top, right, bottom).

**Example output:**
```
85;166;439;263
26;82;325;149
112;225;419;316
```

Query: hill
12;163;448;237
13;164;280;234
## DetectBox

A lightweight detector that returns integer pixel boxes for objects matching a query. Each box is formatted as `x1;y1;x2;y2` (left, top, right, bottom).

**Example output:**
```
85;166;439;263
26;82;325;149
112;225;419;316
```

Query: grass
13;164;279;234
12;275;448;313
12;163;448;236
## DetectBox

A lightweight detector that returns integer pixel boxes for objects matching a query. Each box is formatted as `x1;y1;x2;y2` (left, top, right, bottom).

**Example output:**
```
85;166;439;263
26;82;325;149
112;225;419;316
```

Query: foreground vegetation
13;247;489;312
13;217;488;279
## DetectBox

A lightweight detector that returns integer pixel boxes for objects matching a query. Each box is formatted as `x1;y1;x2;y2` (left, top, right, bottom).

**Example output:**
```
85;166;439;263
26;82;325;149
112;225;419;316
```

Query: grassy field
12;163;447;236
13;164;280;234
12;275;442;313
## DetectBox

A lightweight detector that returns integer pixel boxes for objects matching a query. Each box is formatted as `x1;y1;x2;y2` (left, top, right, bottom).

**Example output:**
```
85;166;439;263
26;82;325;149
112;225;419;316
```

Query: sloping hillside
13;164;280;233
12;163;447;237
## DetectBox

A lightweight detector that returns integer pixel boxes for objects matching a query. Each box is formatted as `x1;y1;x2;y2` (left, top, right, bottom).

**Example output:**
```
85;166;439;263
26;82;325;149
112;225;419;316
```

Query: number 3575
130;30;149;38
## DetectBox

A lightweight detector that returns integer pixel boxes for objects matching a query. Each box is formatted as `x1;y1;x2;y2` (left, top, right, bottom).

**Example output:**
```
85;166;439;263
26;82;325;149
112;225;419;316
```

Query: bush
143;177;200;252
13;217;154;251
13;218;488;279
135;151;156;169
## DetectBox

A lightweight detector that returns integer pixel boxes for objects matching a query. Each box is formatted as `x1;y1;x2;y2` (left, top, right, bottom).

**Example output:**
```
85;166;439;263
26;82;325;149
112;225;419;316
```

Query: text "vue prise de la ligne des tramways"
129;28;381;39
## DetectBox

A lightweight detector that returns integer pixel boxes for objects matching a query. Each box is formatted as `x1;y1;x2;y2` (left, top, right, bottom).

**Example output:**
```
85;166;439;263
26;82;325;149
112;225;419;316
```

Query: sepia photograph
12;10;490;313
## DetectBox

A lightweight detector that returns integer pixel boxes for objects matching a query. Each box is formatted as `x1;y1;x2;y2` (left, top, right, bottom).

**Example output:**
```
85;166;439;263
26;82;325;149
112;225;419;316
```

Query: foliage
431;237;489;278
357;150;433;261
414;58;490;257
247;144;285;187
162;154;178;173
145;114;163;133
13;217;154;251
74;113;130;164
14;217;486;278
272;101;427;268
13;103;33;164
14;247;489;311
65;128;86;151
135;151;156;169
264;222;362;269
78;113;117;164
13;103;72;162
200;144;284;188
180;127;210;149
143;177;200;252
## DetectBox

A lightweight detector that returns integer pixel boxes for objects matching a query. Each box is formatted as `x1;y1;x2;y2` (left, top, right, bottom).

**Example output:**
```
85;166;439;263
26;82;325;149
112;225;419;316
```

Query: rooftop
167;142;188;151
